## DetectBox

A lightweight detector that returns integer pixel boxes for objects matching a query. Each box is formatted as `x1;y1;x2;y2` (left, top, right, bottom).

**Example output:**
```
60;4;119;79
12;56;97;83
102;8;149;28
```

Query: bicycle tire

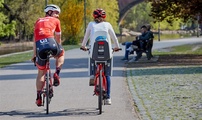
98;69;103;114
46;72;49;114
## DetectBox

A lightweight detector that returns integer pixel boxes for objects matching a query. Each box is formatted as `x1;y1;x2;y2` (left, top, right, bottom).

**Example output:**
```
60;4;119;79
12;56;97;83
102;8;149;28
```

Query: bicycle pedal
93;91;99;96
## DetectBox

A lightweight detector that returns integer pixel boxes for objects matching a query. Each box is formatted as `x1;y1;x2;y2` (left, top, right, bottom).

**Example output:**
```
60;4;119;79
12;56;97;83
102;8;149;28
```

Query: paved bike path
0;46;139;120
0;37;202;120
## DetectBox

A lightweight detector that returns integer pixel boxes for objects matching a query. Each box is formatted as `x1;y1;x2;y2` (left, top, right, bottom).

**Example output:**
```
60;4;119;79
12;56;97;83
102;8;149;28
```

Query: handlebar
80;47;89;51
113;48;122;52
80;47;122;52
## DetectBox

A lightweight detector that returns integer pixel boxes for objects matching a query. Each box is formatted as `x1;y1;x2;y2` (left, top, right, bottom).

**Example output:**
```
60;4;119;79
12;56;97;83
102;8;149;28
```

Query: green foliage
0;0;16;38
87;0;119;33
152;19;182;30
62;37;80;45
1;0;119;43
60;0;119;45
0;0;3;7
0;20;16;37
122;2;153;31
146;0;202;23
60;0;84;45
1;0;44;41
122;2;182;31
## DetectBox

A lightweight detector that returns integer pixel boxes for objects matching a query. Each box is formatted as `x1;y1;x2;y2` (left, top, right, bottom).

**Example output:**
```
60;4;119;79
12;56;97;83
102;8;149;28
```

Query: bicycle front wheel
98;69;103;114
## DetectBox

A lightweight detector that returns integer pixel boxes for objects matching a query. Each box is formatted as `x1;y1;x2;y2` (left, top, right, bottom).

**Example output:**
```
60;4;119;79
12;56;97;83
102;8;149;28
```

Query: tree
0;0;16;39
59;0;119;45
0;0;119;43
2;0;44;41
87;0;119;32
121;2;182;31
146;0;202;24
60;0;85;45
122;2;153;31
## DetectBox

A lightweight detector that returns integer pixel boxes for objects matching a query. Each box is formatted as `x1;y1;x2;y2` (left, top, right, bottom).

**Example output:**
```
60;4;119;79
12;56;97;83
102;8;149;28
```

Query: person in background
145;24;154;58
128;25;154;62
121;41;133;61
121;25;148;61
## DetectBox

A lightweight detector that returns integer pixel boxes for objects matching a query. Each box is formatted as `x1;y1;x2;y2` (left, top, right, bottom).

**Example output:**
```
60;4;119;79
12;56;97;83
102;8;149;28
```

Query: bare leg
36;69;46;91
55;55;64;68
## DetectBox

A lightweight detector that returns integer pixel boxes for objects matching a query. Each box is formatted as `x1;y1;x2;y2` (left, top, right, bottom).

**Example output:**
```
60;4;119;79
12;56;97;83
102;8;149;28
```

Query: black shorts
36;38;64;70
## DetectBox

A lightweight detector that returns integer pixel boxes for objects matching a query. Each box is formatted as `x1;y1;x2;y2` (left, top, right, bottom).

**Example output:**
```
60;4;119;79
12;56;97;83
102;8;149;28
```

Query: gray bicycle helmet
44;4;61;14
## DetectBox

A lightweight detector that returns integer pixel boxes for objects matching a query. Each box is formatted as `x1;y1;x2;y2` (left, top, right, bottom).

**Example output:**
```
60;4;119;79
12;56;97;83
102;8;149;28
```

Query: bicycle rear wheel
98;69;103;114
45;72;50;114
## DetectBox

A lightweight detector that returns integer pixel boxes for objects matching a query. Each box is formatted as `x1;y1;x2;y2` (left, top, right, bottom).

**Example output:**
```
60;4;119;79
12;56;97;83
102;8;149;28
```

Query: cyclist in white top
81;8;120;105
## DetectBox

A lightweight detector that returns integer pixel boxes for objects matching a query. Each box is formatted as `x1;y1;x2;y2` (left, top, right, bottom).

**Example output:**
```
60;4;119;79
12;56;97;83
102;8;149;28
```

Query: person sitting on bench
128;25;154;62
121;25;147;61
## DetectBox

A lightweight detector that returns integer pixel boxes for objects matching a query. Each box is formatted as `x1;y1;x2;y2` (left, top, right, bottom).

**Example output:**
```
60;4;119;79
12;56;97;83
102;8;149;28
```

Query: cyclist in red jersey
32;4;65;106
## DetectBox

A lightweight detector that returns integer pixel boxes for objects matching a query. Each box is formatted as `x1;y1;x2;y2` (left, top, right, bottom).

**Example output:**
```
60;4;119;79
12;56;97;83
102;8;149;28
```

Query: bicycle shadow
0;107;100;118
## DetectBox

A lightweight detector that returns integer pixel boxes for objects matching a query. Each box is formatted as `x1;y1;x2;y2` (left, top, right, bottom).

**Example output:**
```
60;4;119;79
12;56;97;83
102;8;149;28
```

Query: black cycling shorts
35;38;64;70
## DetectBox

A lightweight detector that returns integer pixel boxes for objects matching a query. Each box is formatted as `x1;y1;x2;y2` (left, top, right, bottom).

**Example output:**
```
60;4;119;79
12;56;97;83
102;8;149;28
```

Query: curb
127;69;151;120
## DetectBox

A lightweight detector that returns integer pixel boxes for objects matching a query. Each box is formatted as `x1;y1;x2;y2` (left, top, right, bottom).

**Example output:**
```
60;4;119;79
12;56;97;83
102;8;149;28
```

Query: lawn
127;43;202;119
0;45;80;68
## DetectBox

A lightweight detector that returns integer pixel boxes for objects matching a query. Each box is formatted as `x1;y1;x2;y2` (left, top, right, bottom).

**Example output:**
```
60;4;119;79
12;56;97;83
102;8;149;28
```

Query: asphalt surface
0;37;202;120
0;45;139;120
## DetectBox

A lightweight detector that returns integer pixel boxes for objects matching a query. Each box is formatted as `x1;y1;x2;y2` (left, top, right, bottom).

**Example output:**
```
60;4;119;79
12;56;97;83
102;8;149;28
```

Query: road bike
33;51;54;114
81;33;121;114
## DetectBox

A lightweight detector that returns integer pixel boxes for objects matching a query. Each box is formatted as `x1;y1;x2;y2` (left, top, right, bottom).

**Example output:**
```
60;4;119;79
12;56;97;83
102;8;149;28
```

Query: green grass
128;43;202;119
129;66;202;119
153;43;202;55
0;45;80;68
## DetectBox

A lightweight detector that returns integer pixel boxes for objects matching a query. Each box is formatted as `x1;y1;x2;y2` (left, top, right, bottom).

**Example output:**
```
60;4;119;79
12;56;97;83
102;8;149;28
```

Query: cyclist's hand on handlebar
113;47;122;52
80;46;88;51
31;56;36;63
31;56;36;66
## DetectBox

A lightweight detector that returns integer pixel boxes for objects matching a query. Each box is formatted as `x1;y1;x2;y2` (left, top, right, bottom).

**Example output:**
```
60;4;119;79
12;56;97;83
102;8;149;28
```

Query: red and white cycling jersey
34;16;61;42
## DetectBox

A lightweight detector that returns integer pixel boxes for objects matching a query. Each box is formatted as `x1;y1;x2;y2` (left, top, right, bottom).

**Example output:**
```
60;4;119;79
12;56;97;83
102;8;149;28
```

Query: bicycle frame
93;62;108;115
94;62;107;97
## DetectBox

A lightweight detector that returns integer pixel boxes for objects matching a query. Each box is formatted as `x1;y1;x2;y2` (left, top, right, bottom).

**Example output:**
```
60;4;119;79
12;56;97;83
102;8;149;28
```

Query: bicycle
33;51;54;114
81;36;121;114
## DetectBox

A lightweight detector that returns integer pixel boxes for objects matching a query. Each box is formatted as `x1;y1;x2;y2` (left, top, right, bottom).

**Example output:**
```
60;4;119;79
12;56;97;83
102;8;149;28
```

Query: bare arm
55;33;62;45
32;38;36;62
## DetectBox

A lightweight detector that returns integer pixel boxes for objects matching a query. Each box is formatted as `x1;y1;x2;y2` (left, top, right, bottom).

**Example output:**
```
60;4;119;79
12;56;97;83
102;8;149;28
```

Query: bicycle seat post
46;51;53;69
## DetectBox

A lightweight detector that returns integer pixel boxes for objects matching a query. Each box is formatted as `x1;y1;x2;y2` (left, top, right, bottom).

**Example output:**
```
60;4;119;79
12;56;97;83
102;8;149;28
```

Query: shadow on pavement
0;107;99;118
0;56;126;81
